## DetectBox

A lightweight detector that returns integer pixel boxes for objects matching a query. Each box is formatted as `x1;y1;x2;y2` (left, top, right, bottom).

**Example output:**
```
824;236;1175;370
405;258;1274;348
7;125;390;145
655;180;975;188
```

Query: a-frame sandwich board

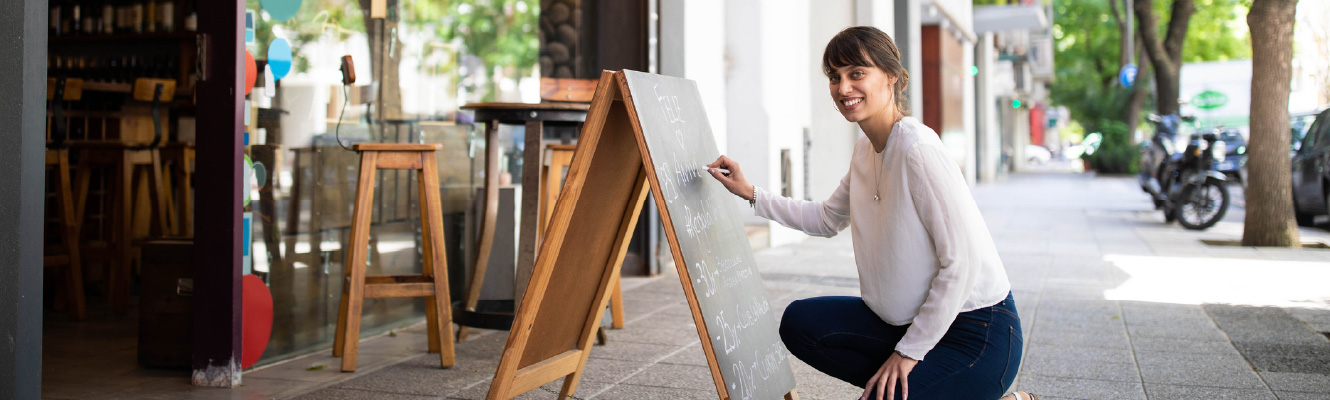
486;70;798;400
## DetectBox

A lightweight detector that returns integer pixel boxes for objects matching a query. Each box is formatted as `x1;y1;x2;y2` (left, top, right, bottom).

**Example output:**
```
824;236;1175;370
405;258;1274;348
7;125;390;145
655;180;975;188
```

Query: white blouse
754;117;1011;361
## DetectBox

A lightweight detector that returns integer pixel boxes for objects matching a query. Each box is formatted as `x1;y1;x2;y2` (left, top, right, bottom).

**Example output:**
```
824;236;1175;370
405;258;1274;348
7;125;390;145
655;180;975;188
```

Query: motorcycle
1139;114;1190;208
1139;115;1231;230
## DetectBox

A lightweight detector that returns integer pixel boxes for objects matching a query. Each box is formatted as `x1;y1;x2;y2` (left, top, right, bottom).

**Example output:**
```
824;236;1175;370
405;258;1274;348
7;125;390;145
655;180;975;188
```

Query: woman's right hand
706;155;755;201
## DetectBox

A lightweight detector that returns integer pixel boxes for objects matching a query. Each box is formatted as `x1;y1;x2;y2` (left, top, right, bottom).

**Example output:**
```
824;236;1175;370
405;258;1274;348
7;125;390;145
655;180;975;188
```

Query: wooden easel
485;71;798;400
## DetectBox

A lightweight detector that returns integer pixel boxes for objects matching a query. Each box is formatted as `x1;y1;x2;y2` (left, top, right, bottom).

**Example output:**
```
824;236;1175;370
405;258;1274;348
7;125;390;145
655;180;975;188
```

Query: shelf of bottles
47;0;199;145
49;0;197;38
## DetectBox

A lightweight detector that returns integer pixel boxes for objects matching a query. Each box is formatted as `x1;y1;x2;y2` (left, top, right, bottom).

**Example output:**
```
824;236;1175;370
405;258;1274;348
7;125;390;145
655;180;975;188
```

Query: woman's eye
851;71;864;78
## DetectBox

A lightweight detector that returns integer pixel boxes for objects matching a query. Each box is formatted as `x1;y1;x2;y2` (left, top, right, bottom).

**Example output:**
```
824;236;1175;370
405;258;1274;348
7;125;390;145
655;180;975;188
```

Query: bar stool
77;83;178;314
160;141;195;236
333;143;455;372
44;76;86;320
74;142;173;314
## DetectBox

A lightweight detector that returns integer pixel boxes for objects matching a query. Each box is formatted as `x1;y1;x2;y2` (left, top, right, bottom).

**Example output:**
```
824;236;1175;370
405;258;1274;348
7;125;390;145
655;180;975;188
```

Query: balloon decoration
258;0;302;22
241;274;274;369
244;50;257;96
267;38;293;82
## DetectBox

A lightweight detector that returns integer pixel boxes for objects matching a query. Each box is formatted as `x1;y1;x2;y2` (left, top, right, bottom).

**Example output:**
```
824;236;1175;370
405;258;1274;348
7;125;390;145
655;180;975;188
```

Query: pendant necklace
873;148;881;201
872;113;903;202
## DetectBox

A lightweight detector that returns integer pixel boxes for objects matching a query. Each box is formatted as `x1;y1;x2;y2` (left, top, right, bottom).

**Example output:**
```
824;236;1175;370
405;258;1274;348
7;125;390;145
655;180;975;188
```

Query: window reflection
243;0;538;366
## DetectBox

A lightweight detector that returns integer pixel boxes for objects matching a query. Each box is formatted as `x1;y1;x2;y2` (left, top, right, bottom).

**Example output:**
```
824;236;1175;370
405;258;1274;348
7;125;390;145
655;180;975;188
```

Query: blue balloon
267;38;293;81
259;0;302;22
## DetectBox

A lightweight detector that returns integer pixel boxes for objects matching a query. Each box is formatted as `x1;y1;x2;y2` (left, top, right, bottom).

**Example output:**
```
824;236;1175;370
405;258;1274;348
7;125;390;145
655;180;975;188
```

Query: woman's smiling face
828;63;897;123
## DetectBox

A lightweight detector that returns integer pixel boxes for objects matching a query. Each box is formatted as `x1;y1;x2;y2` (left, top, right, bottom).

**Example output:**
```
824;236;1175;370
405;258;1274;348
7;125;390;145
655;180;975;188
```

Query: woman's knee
779;298;822;345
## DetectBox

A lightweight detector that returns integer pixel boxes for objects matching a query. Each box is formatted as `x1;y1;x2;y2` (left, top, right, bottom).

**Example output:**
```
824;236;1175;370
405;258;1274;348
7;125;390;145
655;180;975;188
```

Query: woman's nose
838;81;852;96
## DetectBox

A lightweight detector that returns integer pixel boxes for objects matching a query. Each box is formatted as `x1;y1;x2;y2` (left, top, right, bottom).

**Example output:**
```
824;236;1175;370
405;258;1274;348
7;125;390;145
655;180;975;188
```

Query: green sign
1193;90;1229;110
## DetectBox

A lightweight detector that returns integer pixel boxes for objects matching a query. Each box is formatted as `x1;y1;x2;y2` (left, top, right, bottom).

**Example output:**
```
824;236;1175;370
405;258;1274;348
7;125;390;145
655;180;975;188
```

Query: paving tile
1133;350;1252;370
618;363;716;390
1029;330;1132;350
1017;356;1140;383
1271;391;1330;400
334;354;497;396
1137;363;1266;389
585;340;681;363
589;383;717;399
1129;337;1243;356
1232;342;1330;375
290;387;440;400
1258;371;1330;393
1143;384;1276;400
1013;374;1146;400
1126;324;1232;343
1204;305;1330;346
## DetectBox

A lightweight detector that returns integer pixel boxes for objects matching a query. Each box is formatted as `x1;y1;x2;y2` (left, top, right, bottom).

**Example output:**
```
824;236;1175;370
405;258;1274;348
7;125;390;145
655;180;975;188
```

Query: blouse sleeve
894;143;986;360
753;170;851;237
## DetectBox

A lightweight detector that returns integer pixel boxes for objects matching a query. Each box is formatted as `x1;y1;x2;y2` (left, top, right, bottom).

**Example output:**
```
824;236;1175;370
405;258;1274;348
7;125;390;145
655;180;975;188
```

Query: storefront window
243;0;538;367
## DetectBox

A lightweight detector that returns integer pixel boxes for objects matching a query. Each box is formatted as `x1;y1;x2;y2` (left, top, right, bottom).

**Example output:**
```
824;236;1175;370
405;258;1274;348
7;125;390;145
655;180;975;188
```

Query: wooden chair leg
148;150;174;236
420;158;455;367
58;151;87;321
338;152;378;372
114;155;134;314
610;276;624;329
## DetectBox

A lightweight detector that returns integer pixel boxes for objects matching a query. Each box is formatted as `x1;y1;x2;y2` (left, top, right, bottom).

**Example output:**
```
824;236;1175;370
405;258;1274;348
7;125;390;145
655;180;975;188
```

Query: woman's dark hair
822;26;911;115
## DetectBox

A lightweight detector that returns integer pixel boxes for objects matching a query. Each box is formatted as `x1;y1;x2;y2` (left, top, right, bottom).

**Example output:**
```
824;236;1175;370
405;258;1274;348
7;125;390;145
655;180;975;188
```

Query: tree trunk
1243;0;1300;247
359;0;403;127
1133;0;1193;116
1126;49;1150;134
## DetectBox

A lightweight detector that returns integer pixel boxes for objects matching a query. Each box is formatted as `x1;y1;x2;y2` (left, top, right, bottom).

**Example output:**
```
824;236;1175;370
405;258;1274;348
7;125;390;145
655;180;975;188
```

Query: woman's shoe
1002;392;1039;400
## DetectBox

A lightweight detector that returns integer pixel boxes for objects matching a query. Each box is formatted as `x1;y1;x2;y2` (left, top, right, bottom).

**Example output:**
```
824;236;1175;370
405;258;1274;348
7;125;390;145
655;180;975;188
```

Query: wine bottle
144;0;156;33
102;0;115;34
159;0;174;33
68;1;81;35
130;0;143;34
49;0;61;36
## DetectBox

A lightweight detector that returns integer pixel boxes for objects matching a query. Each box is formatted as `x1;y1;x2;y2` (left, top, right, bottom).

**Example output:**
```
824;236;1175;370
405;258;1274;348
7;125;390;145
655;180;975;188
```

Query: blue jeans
779;293;1022;400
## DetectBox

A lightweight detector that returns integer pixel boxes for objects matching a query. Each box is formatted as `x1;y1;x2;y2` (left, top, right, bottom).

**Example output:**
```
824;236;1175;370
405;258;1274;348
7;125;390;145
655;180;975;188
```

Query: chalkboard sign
622;70;797;399
486;71;797;400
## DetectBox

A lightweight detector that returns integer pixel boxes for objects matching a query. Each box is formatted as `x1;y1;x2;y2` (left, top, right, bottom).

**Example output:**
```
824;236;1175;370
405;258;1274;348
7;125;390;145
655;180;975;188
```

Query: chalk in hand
703;166;732;176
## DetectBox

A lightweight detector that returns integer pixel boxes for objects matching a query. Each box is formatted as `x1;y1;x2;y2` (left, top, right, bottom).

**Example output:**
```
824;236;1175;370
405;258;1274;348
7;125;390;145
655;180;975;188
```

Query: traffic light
1011;99;1022;109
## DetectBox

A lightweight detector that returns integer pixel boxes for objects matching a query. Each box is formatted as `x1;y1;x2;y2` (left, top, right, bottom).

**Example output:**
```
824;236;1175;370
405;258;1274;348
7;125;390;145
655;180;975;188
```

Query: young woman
705;27;1035;400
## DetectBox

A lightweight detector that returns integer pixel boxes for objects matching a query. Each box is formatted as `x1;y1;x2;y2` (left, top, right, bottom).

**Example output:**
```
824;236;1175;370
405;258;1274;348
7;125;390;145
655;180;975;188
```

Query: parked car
1215;128;1246;184
1291;108;1330;226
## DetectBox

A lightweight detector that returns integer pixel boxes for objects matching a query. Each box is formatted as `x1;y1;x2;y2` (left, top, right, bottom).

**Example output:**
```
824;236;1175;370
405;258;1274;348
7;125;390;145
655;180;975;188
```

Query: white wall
808;3;858;201
724;0;771;227
758;1;812;247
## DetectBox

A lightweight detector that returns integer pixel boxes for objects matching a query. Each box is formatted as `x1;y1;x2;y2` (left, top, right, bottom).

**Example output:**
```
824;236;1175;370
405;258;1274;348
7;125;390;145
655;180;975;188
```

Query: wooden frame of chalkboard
486;70;798;400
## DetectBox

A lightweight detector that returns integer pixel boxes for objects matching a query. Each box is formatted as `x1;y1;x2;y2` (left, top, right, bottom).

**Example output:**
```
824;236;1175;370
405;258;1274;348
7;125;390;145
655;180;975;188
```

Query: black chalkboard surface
623;70;797;400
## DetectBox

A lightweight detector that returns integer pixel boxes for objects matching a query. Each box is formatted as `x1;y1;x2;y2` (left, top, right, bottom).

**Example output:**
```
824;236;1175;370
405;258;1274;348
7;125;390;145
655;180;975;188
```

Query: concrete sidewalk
275;173;1330;399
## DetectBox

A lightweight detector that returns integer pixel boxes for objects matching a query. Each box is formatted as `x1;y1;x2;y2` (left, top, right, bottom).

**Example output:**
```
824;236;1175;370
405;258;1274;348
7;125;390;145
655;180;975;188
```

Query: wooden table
456;102;589;338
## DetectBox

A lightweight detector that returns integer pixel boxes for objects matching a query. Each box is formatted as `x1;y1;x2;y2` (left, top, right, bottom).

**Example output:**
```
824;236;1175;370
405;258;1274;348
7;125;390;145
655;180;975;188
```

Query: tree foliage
246;0;538;101
1048;0;1250;172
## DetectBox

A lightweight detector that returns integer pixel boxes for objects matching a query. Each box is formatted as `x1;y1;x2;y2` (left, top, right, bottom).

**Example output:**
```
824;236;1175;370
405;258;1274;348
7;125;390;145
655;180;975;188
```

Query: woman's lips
841;97;863;111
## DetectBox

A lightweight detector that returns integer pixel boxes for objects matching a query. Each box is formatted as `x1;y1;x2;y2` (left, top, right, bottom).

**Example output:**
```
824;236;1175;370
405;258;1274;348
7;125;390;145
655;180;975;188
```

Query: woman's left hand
862;351;917;400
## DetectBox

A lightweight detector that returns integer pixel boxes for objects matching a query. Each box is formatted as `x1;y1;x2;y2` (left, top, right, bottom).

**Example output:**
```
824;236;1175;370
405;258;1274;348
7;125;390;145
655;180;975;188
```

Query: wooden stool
45;149;87;321
333;143;455;372
73;143;173;315
160;142;195;236
44;76;87;320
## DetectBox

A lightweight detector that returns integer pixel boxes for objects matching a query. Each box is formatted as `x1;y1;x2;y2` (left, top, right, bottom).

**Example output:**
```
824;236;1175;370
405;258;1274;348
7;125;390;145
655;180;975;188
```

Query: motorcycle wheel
1178;180;1230;230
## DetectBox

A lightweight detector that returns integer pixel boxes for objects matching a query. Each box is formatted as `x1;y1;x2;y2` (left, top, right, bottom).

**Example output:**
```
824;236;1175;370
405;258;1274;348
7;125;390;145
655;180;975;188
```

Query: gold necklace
872;113;904;202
